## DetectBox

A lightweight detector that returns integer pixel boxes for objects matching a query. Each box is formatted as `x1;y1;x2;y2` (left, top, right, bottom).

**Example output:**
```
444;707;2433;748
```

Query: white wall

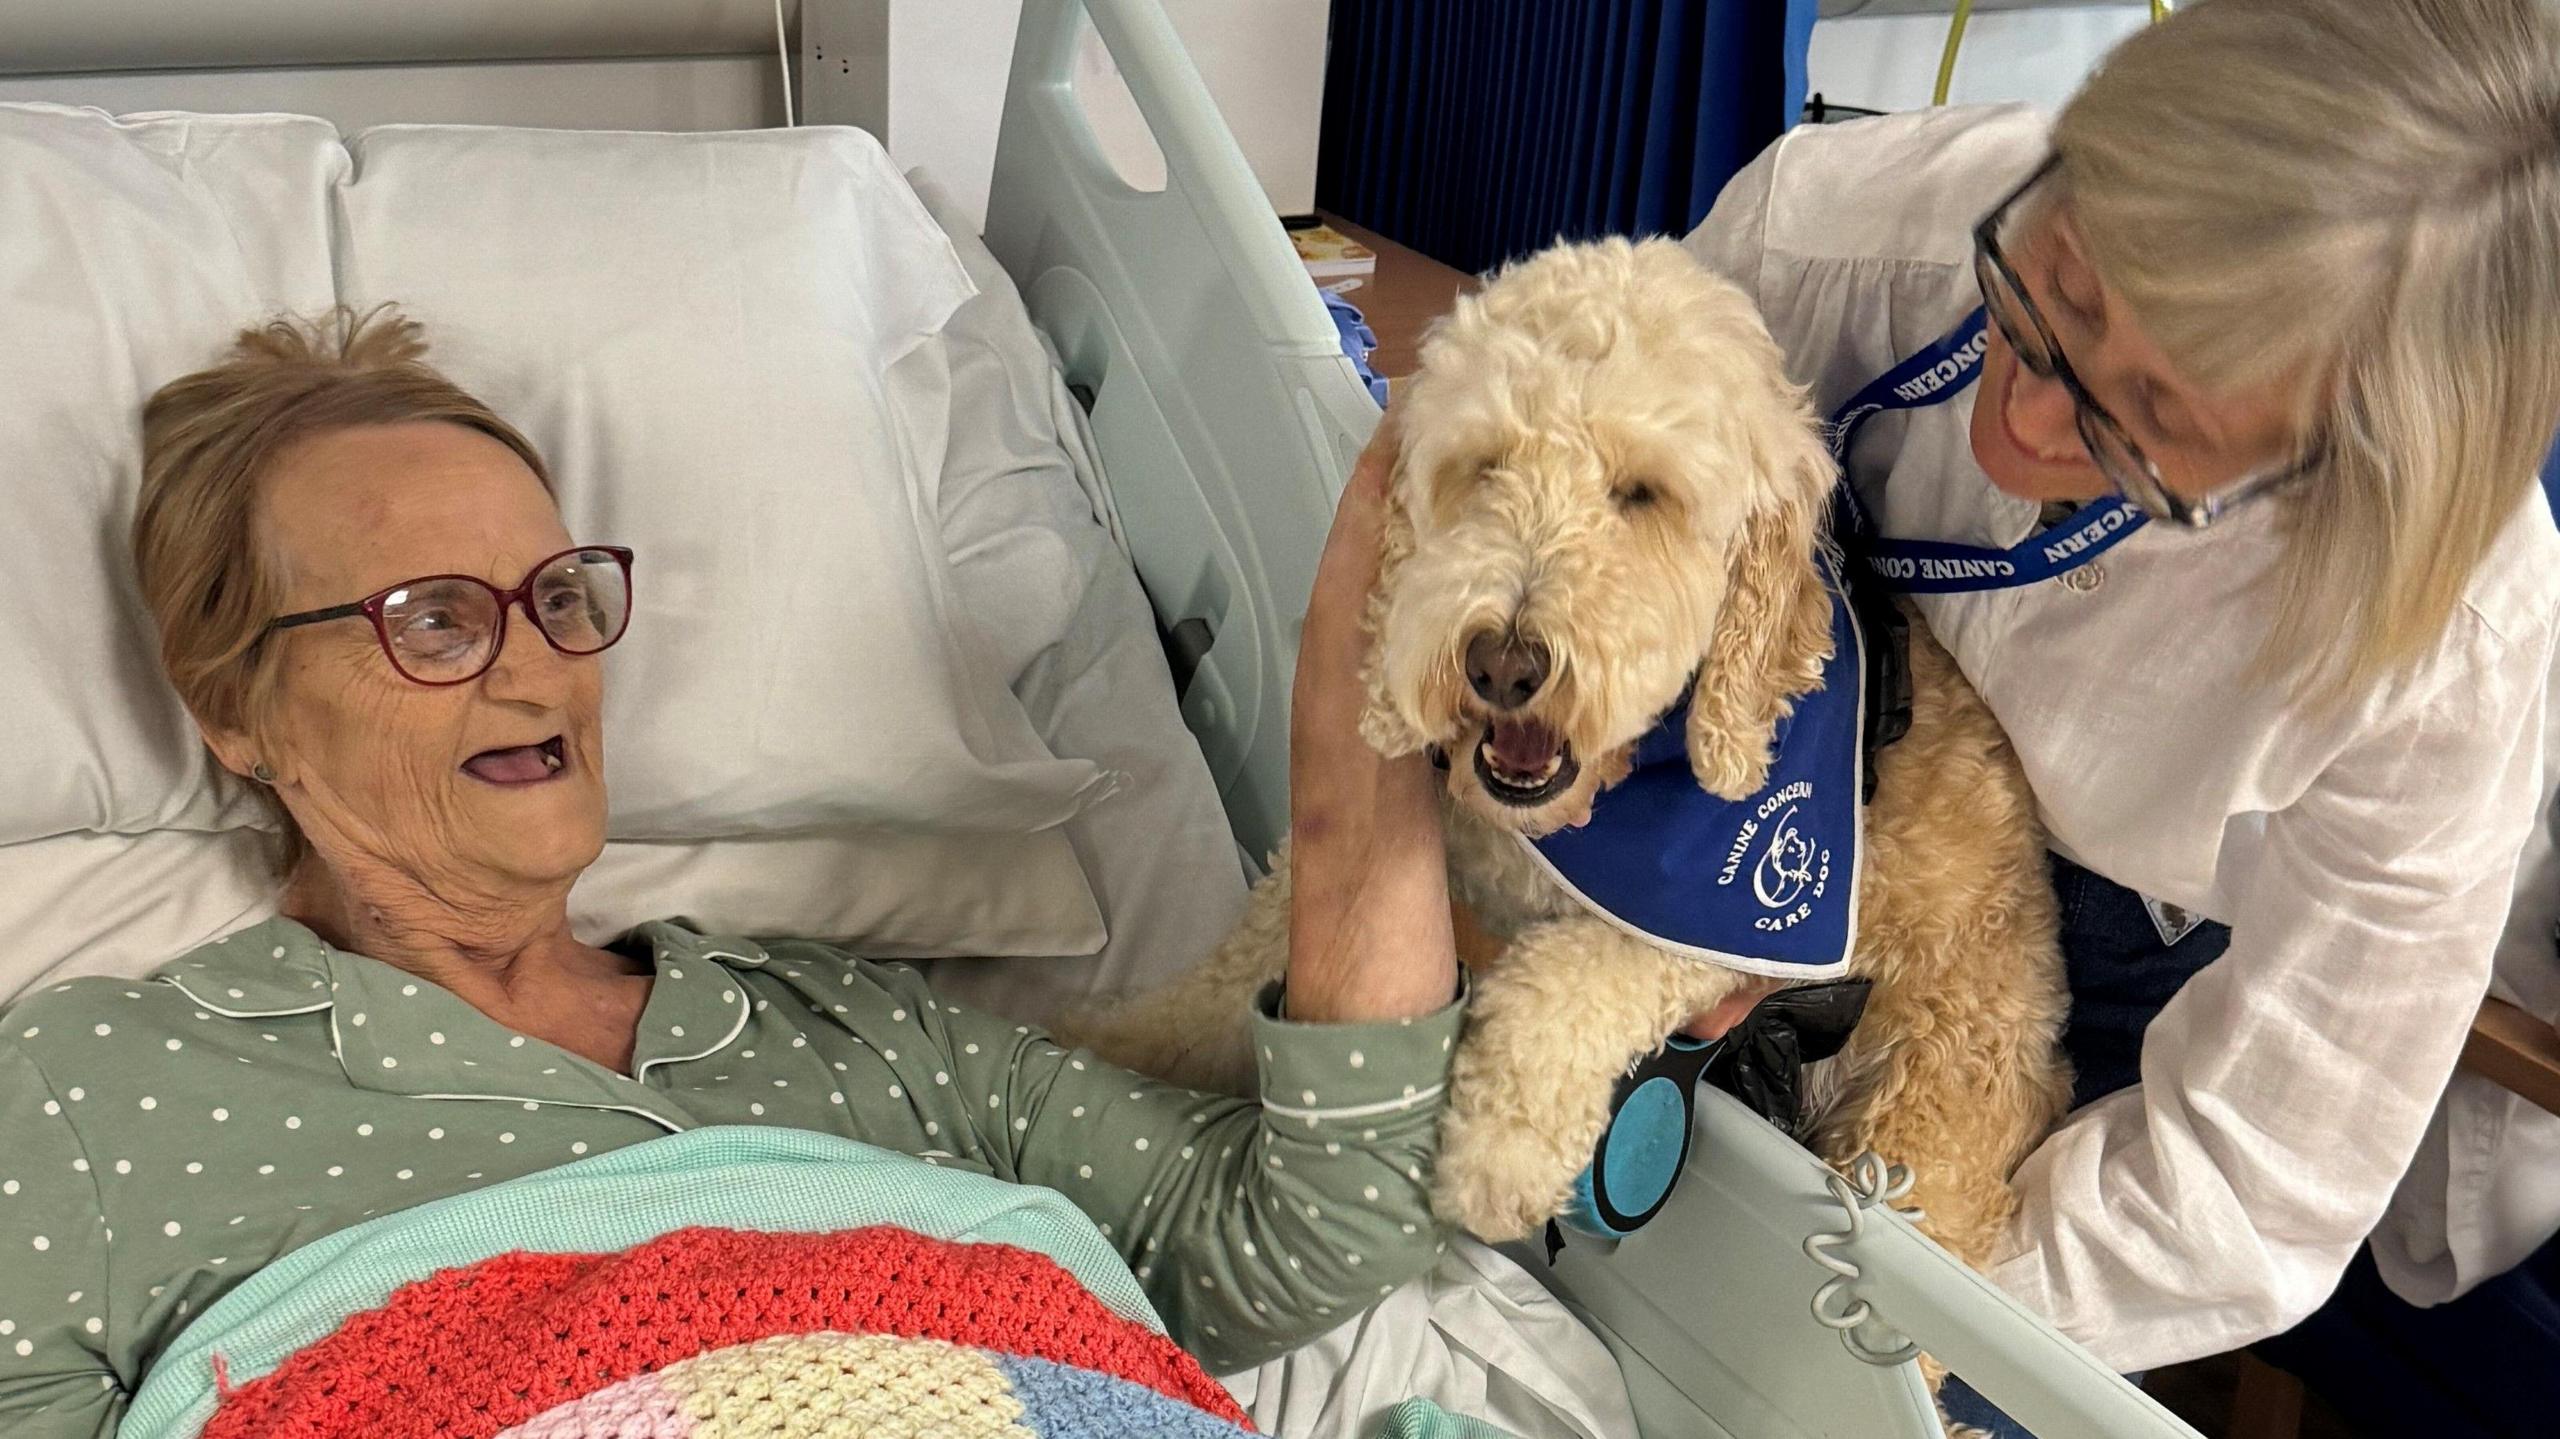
1807;4;2150;115
881;0;1327;234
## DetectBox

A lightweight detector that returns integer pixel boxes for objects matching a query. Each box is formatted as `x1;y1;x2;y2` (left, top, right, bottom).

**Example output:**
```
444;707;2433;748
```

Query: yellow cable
1934;0;2159;111
1933;0;1976;107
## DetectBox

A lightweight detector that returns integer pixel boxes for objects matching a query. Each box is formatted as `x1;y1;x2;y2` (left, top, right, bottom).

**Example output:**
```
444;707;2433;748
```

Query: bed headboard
0;0;795;73
0;1;1315;233
0;0;824;133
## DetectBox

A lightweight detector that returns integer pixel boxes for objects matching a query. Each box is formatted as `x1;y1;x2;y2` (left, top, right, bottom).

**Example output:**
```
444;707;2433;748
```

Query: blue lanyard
1827;308;2146;594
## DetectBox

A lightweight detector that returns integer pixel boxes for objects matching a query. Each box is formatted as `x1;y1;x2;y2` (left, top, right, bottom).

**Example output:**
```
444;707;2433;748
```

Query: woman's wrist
1282;900;1458;1024
1280;412;1457;1026
1284;759;1457;1025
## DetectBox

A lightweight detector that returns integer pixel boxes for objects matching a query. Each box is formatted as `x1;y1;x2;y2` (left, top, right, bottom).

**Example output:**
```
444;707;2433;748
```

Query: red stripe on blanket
200;1225;1250;1439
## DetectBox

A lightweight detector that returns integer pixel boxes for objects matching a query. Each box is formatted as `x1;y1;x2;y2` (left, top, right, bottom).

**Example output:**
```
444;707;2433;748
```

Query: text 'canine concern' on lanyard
1827;307;2146;594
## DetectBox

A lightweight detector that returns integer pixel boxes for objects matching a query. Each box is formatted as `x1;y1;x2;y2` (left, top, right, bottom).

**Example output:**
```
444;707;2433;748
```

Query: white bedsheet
1224;1240;1640;1439
897;172;1635;1439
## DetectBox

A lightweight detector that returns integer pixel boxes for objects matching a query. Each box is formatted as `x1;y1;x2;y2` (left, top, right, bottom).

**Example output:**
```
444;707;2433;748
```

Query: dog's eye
1612;481;1660;511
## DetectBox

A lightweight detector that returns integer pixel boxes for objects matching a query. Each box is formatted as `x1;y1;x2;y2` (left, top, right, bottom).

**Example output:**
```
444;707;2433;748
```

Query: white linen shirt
1684;103;2560;1372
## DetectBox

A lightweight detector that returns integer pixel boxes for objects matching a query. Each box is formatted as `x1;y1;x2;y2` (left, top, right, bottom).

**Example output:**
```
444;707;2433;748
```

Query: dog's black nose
1465;630;1551;711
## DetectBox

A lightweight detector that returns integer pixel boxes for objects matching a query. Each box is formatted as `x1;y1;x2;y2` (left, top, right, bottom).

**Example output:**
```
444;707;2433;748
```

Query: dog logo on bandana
1750;805;1823;912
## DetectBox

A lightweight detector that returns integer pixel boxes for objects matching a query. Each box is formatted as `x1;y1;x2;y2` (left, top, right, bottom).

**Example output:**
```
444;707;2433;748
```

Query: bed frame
979;0;1379;871
0;2;2204;1432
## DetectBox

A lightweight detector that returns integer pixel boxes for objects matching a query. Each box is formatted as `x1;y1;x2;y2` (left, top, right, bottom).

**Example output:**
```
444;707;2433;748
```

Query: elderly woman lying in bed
0;310;1475;1434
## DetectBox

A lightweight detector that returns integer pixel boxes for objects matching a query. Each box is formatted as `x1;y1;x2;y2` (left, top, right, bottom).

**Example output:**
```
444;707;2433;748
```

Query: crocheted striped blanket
203;1225;1256;1438
120;1130;1256;1439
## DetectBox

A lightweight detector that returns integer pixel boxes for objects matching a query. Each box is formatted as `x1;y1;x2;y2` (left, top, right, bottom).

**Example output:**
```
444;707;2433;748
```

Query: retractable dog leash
1556;978;1873;1247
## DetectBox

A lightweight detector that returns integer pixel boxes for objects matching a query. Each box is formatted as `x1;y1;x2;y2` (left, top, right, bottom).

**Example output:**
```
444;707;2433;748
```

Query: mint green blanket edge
1375;1396;1526;1439
122;1126;1160;1439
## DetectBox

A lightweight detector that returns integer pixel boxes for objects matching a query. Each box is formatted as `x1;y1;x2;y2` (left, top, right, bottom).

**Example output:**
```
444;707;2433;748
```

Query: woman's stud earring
251;763;276;784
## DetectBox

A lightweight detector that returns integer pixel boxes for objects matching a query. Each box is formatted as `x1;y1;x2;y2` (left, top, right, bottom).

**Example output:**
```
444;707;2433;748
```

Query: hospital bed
0;1;2203;1434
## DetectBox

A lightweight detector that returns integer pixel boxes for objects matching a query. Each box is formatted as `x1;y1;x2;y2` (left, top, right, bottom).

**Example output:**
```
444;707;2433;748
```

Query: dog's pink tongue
1488;719;1560;771
463;745;549;783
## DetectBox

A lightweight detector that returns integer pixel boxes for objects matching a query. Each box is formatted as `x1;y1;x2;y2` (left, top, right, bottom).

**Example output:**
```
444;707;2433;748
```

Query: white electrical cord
774;0;796;127
1803;1151;1926;1367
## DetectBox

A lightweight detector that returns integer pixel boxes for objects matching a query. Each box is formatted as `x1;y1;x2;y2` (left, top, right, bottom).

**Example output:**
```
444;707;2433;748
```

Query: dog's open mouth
1471;718;1579;807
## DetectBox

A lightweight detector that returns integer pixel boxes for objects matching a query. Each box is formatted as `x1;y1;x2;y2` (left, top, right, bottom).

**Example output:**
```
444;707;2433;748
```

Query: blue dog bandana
1521;550;1866;980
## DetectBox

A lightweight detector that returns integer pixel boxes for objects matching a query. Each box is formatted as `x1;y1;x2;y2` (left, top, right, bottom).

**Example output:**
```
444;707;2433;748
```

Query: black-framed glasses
1973;158;2311;529
265;545;635;686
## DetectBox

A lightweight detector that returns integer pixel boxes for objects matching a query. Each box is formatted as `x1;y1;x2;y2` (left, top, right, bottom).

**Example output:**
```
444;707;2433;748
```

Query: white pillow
0;106;1112;844
0;826;1104;1000
331;123;1118;839
0;106;341;842
569;831;1102;961
0;104;1118;997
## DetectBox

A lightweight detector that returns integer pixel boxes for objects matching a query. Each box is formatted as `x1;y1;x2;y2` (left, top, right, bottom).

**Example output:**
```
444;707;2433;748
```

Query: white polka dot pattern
0;919;1467;1385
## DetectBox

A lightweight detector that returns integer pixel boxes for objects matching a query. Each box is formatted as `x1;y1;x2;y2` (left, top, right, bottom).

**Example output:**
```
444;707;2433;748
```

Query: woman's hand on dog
1284;412;1461;1026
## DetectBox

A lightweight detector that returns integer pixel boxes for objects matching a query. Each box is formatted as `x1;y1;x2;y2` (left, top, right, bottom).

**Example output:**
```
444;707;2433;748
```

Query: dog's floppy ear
1685;435;1838;801
1356;465;1431;758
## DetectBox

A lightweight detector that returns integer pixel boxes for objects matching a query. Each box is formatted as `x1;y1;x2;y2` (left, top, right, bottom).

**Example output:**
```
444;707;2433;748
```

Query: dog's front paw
1426;916;1722;1240
1432;1102;1600;1241
1430;1042;1618;1240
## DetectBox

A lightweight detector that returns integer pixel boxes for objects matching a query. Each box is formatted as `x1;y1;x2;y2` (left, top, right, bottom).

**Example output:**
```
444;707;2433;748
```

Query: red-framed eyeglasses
263;545;635;687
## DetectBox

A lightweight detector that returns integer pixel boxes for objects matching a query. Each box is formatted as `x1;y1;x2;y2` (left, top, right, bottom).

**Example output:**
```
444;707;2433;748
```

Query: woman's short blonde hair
133;306;550;869
2055;0;2559;700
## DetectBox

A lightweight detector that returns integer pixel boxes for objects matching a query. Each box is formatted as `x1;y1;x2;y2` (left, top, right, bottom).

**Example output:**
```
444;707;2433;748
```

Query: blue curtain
1316;0;1819;277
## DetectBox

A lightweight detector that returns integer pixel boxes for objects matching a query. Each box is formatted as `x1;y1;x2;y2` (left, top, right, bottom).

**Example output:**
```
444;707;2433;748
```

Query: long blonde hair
134;306;551;871
2055;0;2559;701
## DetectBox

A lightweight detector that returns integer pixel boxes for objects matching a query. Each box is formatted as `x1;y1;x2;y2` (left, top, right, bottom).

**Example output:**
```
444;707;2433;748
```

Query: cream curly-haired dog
1078;236;2069;1279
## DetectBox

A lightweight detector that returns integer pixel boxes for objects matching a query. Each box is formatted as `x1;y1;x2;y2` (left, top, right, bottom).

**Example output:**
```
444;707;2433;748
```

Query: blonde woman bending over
1683;1;2559;1432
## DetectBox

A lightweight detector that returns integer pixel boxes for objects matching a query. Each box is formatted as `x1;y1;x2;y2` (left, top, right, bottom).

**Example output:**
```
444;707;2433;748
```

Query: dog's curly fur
1070;238;2069;1297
